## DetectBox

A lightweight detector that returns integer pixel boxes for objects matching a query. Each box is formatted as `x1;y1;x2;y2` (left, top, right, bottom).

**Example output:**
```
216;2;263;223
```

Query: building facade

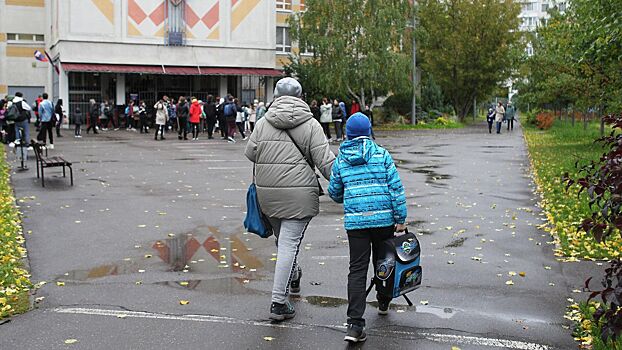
517;0;567;55
1;0;310;116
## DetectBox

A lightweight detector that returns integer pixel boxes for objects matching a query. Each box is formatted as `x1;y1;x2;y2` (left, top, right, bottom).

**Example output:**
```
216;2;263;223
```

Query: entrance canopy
61;63;283;77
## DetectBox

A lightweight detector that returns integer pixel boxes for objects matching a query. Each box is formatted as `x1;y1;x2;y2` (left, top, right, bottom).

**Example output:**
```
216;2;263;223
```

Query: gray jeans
268;217;311;304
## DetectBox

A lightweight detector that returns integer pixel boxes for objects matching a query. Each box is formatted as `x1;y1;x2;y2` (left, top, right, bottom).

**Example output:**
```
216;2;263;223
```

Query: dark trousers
55;115;63;136
86;117;99;134
496;121;502;134
227;120;237;138
154;124;166;140
206;118;216;138
178;117;188;139
37;121;54;144
334;121;343;140
249;121;255;132
321;122;331;139
218;116;227;137
139;115;148;133
74;124;81;136
346;226;394;327
236;122;246;139
507;118;514;130
487;120;494;133
190;122;200;139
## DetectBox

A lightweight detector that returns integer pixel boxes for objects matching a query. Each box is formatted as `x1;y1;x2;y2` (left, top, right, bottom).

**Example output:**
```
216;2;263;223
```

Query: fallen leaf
179;300;190;305
137;224;146;228
519;272;526;277
447;260;454;265
419;300;429;305
505;280;514;286
263;336;274;341
144;254;152;258
117;314;127;319
544;266;552;270
179;281;189;286
56;281;65;286
64;339;78;344
452;347;461;350
508;271;517;277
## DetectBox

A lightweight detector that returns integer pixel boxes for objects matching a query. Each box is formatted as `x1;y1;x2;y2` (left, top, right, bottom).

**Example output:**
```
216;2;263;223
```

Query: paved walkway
0;124;599;349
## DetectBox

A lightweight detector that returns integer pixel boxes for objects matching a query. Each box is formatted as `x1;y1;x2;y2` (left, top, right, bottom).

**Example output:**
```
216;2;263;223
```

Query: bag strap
284;129;314;170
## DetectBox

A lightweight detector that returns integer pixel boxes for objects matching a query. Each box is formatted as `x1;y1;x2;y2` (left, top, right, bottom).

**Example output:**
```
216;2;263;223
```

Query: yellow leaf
64;339;78;344
179;281;189;286
179;300;190;305
505;280;514;286
56;281;65;286
519;272;526;277
452;347;462;350
419;300;429;305
263;336;275;341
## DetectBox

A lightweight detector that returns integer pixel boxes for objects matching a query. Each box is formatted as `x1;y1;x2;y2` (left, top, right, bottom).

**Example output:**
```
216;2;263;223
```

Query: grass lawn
0;146;32;318
524;121;621;260
525;120;622;349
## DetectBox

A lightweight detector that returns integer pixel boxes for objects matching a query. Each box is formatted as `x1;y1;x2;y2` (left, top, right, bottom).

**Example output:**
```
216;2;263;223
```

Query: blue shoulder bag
244;164;273;238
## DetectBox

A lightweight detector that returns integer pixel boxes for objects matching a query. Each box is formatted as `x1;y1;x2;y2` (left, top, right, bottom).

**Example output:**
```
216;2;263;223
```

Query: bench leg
41;166;45;187
36;161;40;178
69;166;73;186
63;165;66;178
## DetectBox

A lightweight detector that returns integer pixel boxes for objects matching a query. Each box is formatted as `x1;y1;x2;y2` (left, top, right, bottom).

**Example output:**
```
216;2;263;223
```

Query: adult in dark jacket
216;97;226;139
310;100;320;122
54;99;64;137
177;96;189;140
204;95;218;139
245;77;336;322
86;99;99;134
331;99;344;141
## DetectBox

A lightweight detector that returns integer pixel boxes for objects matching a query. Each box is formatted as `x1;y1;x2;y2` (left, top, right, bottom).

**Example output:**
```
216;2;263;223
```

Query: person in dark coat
86;99;99;134
310;100;321;122
204;95;218;139
177;96;189;140
54;99;64;137
216;97;227;139
73;107;84;137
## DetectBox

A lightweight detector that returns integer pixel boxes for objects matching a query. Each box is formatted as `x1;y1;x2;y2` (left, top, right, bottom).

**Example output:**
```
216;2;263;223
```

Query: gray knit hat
273;77;302;98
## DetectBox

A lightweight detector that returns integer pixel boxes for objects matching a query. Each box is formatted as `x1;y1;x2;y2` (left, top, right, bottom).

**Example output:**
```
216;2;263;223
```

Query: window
558;2;567;12
542;3;549;11
7;33;44;42
522;3;534;11
526;46;534;56
276;27;291;53
276;0;292;11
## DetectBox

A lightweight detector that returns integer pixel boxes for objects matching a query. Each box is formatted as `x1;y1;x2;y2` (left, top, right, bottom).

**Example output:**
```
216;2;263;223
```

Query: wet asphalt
0;123;602;349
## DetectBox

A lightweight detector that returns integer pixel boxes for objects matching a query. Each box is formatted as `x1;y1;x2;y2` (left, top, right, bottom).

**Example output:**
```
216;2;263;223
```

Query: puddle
58;226;269;288
481;146;514;149
424;144;450;148
407;151;428;155
304;296;456;319
405;220;425;227
445;237;467;248
411;167;452;185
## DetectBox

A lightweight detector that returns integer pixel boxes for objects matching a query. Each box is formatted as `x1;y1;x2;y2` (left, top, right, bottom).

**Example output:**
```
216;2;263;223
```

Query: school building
0;0;305;114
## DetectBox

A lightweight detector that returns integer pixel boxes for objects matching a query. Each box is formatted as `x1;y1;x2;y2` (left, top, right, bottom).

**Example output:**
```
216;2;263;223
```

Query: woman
248;100;258;132
319;98;332;141
0;99;7;142
73;107;84;138
54;99;64;137
495;102;505;134
204;95;218;139
177;96;189;140
154;97;169;141
245;77;335;322
332;99;344;141
189;97;202;140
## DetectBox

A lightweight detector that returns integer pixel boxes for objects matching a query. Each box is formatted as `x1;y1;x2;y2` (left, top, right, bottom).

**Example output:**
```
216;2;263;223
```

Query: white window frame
276;0;292;12
276;26;291;53
7;33;44;43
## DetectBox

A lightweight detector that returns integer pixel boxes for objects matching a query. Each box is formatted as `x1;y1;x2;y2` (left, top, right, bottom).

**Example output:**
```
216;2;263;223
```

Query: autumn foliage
536;112;555;130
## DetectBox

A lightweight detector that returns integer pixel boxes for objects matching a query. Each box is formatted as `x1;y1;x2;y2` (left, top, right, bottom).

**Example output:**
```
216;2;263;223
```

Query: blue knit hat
346;112;371;139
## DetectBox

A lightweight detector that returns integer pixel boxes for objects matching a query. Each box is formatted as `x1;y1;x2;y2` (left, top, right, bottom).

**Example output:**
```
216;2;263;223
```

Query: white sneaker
77;135;82;138
8;142;15;148
243;136;249;141
48;144;54;150
27;146;33;151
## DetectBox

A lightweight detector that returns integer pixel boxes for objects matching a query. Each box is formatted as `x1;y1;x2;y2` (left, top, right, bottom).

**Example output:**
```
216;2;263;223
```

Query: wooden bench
31;140;73;187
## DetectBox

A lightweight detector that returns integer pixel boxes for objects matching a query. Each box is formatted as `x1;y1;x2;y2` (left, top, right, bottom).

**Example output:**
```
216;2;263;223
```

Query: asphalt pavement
0;123;601;349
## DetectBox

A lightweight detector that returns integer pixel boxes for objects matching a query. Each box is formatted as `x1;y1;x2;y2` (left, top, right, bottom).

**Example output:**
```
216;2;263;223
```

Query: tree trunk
571;106;575;127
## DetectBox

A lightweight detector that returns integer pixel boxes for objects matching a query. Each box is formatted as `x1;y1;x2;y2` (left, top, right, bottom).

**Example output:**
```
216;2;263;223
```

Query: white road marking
54;307;551;349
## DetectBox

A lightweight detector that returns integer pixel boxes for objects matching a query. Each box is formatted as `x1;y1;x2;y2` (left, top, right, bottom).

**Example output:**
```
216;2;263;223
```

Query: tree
287;0;414;108
417;0;521;120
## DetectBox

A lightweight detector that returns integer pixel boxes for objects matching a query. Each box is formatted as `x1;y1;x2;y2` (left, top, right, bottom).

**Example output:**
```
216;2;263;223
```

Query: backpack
6;103;28;122
367;229;422;305
224;103;235;117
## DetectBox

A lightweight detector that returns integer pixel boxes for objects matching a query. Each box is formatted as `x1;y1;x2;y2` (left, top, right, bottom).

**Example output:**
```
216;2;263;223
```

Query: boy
328;112;407;343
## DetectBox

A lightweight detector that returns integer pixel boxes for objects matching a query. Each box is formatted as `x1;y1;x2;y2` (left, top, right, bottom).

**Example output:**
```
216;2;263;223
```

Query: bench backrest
30;140;44;162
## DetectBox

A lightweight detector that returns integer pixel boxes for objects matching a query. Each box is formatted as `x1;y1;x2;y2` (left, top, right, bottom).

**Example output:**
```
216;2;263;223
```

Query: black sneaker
290;267;302;295
344;324;367;343
378;298;390;315
269;301;295;321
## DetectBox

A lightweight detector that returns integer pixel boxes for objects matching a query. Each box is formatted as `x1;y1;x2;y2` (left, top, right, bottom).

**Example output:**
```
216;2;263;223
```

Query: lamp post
411;1;417;125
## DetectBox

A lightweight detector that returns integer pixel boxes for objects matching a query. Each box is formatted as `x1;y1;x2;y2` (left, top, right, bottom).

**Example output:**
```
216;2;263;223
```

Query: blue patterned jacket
328;137;407;230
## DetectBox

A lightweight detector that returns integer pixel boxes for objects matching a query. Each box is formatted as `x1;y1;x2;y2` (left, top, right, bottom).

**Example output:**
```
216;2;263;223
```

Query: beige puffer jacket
154;101;168;125
245;96;335;219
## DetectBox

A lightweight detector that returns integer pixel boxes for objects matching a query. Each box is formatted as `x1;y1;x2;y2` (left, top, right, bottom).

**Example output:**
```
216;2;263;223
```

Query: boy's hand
395;223;407;232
